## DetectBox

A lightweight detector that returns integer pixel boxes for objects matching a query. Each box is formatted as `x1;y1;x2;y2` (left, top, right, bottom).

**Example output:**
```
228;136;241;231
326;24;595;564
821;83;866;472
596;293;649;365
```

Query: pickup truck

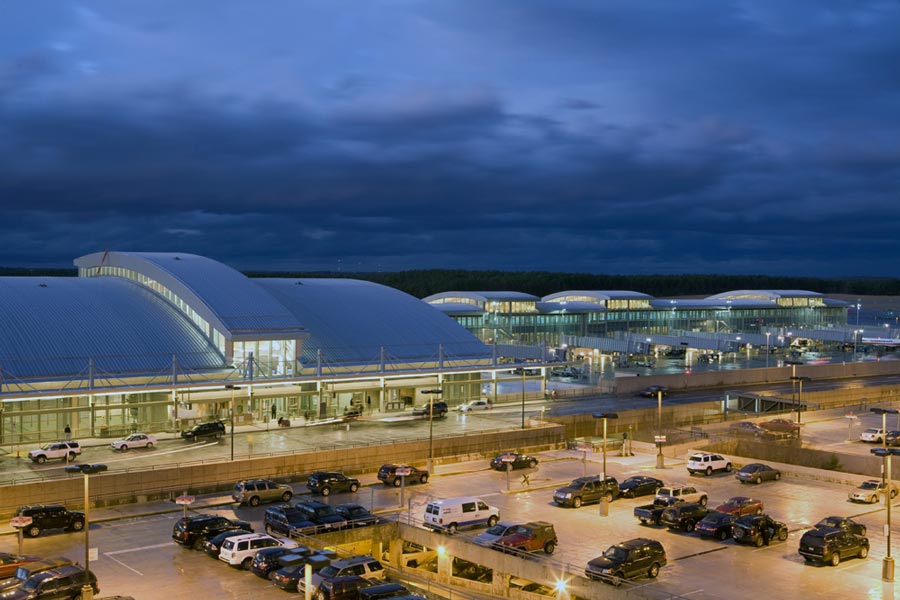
634;495;682;525
655;485;708;506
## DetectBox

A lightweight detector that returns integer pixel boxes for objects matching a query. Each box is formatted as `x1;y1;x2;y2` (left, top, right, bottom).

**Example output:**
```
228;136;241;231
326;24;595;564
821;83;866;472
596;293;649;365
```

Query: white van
424;497;499;533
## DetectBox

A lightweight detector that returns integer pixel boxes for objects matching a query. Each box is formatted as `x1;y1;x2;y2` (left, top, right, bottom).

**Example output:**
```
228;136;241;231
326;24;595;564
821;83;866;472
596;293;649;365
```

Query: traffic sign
576;443;593;452
395;467;412;477
9;516;32;528
654;435;667;443
175;495;196;505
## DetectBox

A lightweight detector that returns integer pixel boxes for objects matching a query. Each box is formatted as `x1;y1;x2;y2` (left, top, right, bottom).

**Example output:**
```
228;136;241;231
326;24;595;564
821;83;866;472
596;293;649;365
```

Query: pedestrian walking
271;403;277;421
64;424;71;440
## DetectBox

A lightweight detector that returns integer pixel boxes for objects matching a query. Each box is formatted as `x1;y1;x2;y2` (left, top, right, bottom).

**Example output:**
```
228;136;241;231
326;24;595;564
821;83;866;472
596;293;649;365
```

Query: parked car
798;527;869;566
203;529;254;559
250;546;310;578
618;475;664;498
377;464;429;487
655;485;708;506
848;479;900;503
585;538;667;585
0;553;41;580
695;511;737;540
303;556;386;596
220;533;297;569
456;399;491;412
728;421;768;437
0;557;72;596
489;452;538;470
732;514;789;546
494;521;558;554
715;496;764;516
27;441;81;464
423;497;499;533
231;479;294;506
358;583;416;600
293;500;349;530
264;505;317;537
307;472;360;496
637;386;668;398
860;428;886;443
380;540;436;569
15;505;84;538
553;475;619;508
314;575;372;600
172;514;253;550
735;463;782;484
815;516;866;536
6;564;98;600
886;430;900;446
659;503;709;532
759;418;801;435
271;554;334;592
411;401;448;418
180;420;225;441
634;496;683;526
109;433;157;451
686;453;732;476
473;521;520;547
333;504;380;527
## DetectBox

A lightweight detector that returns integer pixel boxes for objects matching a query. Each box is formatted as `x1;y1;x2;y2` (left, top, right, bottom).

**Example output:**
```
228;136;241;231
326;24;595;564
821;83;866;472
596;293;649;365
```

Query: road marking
103;554;143;576
105;541;173;555
672;546;730;561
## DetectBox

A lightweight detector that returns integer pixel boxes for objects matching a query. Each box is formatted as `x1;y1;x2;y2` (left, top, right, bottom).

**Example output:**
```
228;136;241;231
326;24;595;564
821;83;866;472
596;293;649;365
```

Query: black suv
293;500;348;530
377;464;429;487
172;514;252;550
307;472;361;496
799;527;869;566
264;505;317;537
553;476;619;508
660;502;709;532
334;504;380;527
12;564;98;599
315;575;371;600
15;505;85;538
411;401;448;417
733;514;789;547
180;420;225;441
585;538;667;585
0;558;72;595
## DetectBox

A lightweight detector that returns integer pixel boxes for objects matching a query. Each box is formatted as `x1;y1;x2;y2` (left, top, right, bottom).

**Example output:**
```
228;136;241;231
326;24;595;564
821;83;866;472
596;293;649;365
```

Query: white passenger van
424;497;499;533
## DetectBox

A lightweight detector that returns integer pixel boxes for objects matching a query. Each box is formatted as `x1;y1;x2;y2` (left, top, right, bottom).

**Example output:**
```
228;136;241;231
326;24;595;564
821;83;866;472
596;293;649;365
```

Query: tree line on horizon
6;266;899;298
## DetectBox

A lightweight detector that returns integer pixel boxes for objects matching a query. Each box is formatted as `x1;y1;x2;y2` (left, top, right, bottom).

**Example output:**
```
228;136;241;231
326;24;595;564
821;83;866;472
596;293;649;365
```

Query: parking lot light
65;463;107;600
871;408;900;451
592;413;619;478
790;376;811;424
871;447;900;581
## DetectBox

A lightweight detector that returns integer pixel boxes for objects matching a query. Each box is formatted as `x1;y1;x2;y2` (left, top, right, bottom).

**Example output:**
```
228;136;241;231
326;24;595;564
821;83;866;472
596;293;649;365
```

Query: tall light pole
423;388;442;474
872;447;900;582
765;332;771;368
593;413;618;478
872;408;900;489
790;376;811;424
521;369;527;429
656;389;665;469
225;384;240;461
857;299;862;328
66;463;107;600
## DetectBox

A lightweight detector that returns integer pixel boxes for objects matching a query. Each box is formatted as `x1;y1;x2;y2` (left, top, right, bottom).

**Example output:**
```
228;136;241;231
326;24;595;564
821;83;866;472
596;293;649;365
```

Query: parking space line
671;545;730;561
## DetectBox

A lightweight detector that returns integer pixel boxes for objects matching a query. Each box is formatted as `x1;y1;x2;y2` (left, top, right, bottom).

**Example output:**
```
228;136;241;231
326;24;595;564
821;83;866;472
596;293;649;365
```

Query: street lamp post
790;376;811;424
871;409;900;492
872;447;900;582
66;463;107;600
225;385;240;461
593;413;618;478
423;388;442;474
521;369;526;430
765;332;771;368
656;389;665;469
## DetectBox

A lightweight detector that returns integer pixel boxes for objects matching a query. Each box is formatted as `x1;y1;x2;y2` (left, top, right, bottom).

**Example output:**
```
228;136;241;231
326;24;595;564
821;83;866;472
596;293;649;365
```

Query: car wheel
193;537;206;551
756;508;763;515
685;522;695;533
639;518;648;525
860;546;869;559
393;478;402;487
146;442;154;449
648;563;660;578
754;536;764;548
544;541;556;554
420;474;429;484
831;553;841;566
892;489;898;499
717;529;728;540
27;525;41;537
573;497;583;508
778;529;788;541
265;524;274;534
71;520;84;531
529;460;537;468
870;495;878;504
120;445;129;452
725;463;732;472
612;572;624;587
36;455;47;464
603;493;613;503
321;486;331;496
705;467;712;476
487;515;499;527
699;496;708;506
241;557;253;570
755;476;762;485
281;491;293;502
349;483;359;493
68;452;77;461
774;472;781;480
447;523;458;534
249;496;260;507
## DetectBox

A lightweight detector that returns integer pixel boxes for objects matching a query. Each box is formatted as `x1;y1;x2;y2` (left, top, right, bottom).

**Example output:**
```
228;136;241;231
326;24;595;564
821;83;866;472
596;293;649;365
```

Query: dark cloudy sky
2;2;899;276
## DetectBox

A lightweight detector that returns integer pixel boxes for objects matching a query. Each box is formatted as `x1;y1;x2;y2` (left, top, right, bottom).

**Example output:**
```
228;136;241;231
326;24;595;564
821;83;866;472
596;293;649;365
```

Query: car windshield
485;524;508;535
21;578;41;592
39;443;51;450
859;481;879;490
603;546;628;561
319;565;339;578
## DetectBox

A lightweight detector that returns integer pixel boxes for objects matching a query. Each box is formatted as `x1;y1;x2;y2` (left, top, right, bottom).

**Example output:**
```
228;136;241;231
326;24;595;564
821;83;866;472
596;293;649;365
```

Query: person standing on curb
64;424;71;440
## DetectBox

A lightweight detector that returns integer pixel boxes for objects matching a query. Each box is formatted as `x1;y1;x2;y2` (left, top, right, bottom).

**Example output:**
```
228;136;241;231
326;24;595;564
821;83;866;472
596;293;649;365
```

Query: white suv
28;441;81;464
219;533;297;569
686;453;732;476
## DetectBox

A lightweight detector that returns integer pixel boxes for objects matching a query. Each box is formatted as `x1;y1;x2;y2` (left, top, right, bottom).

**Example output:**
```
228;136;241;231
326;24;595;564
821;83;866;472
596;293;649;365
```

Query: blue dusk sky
1;1;898;276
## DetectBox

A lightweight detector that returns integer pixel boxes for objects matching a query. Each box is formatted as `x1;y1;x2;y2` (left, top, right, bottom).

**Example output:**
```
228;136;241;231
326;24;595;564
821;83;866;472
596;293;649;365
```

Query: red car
715;496;764;516
760;418;800;434
0;552;41;579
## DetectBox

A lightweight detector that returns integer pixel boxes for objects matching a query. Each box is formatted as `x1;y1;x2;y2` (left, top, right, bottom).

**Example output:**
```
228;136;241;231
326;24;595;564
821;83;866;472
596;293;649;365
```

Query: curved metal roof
428;303;487;316
257;278;490;365
74;252;306;338
423;291;540;304
0;277;224;380
707;290;824;301
650;298;775;309
542;290;652;303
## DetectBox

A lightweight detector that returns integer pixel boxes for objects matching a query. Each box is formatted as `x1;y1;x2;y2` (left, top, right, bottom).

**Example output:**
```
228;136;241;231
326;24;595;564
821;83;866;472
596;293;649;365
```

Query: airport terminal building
0;251;856;445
